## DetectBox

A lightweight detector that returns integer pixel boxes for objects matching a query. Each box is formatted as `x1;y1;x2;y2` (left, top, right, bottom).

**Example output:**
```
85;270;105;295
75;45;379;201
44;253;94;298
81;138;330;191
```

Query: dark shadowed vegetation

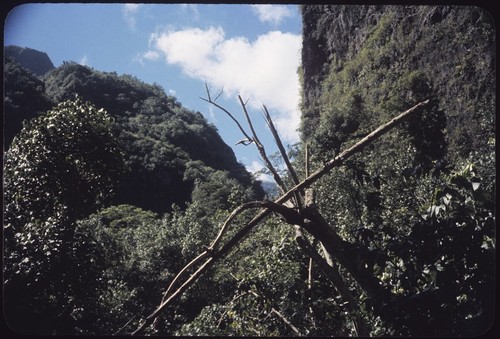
3;5;495;336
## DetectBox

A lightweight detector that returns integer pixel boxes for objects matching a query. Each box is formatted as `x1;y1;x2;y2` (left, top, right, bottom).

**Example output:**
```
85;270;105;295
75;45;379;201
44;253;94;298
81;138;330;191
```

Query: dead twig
247;290;304;336
113;315;137;335
262;104;304;208
238;96;287;193
200;85;252;142
262;105;300;186
270;308;304;336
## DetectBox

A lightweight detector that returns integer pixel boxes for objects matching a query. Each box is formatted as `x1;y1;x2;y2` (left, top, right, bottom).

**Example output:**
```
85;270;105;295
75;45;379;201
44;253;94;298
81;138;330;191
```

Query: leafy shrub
4;96;124;334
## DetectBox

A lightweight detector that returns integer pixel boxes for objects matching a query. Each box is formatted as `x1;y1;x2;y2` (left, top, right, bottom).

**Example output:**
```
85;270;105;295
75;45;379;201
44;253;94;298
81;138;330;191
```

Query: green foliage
303;6;494;165
3;96;124;334
2;7;494;336
44;62;167;117
4;96;124;226
75;205;176;334
378;162;495;336
3;58;54;148
189;165;258;212
40;62;259;213
301;5;495;336
176;216;360;337
74;200;245;335
176;218;309;336
3;51;264;335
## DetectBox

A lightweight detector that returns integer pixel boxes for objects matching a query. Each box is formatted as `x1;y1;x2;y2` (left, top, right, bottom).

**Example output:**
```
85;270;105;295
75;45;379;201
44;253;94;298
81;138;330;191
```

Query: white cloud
142;50;160;61
207;105;217;122
123;3;141;13
123;3;142;30
246;160;274;183
144;26;302;143
151;27;224;75
79;55;89;66
179;4;199;18
251;5;294;25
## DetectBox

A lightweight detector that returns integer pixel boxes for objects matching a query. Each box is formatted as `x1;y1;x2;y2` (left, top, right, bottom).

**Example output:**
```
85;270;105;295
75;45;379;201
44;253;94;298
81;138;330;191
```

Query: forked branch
200;84;252;142
201;85;287;193
126;99;430;335
238;95;287;193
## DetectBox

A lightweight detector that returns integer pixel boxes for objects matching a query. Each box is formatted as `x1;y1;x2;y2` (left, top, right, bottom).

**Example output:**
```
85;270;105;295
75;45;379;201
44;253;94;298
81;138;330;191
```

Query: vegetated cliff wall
301;5;495;168
298;7;496;335
302;6;384;110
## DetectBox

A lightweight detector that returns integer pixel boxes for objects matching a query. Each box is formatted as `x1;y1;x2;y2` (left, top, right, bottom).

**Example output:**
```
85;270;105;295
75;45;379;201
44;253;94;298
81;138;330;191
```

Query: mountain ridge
4;46;264;213
5;45;55;76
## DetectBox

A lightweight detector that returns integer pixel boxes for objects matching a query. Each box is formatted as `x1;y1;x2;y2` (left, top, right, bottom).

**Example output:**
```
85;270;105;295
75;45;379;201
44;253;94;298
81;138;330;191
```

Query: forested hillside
4;56;53;147
4;56;262;213
3;5;496;337
4;50;263;334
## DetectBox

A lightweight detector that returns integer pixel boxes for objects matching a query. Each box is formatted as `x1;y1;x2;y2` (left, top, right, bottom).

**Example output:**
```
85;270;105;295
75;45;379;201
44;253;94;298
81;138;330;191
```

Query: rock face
301;6;384;111
300;5;495;162
298;7;496;336
5;45;55;76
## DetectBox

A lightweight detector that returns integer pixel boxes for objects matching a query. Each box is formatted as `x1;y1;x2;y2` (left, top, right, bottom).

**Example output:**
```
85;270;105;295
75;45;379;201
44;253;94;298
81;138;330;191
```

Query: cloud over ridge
251;4;294;25
122;4;142;30
144;26;302;143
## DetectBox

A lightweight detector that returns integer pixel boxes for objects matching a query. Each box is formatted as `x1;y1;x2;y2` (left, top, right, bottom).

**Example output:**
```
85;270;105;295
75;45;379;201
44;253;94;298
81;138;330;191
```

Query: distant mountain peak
5;45;55;76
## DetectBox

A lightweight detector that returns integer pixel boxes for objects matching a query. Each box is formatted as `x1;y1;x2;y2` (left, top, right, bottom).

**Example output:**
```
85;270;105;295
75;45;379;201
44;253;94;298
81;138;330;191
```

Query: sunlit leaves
3;96;124;334
5;98;123;237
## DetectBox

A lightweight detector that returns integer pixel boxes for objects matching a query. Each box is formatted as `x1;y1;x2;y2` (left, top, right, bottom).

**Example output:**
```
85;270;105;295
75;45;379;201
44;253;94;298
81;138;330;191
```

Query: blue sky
4;3;303;181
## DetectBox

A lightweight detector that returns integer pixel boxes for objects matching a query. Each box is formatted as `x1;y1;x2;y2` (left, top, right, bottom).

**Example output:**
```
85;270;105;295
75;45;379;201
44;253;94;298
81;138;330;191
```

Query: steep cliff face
301;5;495;166
299;7;495;335
301;5;385;111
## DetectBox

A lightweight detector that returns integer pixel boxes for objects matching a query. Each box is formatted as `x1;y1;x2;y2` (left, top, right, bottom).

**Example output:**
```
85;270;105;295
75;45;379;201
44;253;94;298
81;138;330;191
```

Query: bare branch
238;96;287;193
307;256;314;290
214;86;224;101
262;105;300;186
131;257;215;335
131;203;276;335
235;138;253;146
305;142;310;178
202;89;291;195
209;201;265;251
160;251;209;303
204;83;211;102
114;315;137;335
297;99;430;191
271;308;304;336
295;235;369;336
128;99;430;335
247;290;304;336
152;201;264;327
260;99;429;213
215;290;251;329
239;95;262;146
200;85;252;141
262;104;304;208
203;89;289;196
